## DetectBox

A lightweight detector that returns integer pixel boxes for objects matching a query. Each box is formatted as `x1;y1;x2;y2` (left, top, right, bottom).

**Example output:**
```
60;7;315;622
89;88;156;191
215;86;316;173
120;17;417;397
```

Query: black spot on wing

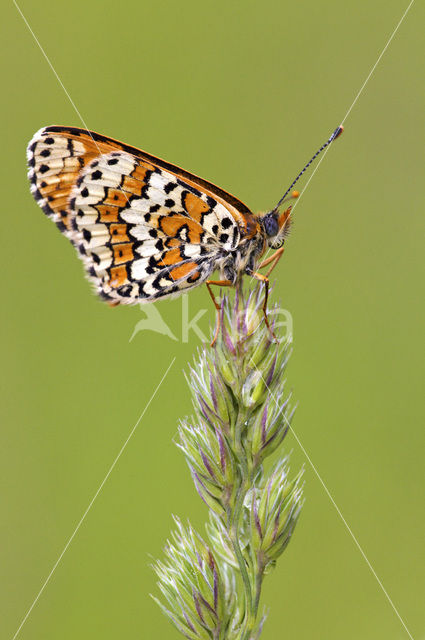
116;284;133;298
164;181;177;194
206;195;216;209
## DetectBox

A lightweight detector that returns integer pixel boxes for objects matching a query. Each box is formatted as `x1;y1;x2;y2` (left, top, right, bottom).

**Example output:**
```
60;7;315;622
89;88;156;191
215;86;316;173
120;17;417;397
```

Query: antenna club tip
335;125;344;139
292;190;300;198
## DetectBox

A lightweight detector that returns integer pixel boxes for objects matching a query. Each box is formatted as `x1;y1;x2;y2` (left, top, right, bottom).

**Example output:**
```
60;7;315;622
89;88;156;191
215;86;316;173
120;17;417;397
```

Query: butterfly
27;125;343;344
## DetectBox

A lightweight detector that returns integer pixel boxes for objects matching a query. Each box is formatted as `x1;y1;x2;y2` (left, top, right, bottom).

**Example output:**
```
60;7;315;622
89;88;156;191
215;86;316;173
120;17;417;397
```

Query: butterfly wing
27;126;253;304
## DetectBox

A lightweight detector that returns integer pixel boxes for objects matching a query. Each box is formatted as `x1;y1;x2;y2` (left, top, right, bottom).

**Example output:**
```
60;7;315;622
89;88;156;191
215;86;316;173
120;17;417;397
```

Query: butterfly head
262;190;299;249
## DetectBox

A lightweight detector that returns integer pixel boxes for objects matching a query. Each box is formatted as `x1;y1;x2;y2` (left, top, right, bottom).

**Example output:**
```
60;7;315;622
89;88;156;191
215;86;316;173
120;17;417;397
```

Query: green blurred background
2;0;424;638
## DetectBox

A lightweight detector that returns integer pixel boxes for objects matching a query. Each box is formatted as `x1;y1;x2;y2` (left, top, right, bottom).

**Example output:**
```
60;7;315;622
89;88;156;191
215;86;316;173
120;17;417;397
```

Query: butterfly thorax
218;221;267;283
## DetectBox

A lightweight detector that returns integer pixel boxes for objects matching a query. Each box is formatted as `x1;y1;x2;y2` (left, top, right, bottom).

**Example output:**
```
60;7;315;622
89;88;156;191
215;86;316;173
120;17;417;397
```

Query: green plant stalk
231;490;251;598
242;555;265;640
229;408;253;620
153;284;304;640
232;487;266;640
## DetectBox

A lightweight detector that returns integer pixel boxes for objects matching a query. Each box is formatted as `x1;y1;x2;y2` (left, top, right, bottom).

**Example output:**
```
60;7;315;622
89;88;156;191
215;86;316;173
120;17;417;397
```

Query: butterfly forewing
27;126;247;304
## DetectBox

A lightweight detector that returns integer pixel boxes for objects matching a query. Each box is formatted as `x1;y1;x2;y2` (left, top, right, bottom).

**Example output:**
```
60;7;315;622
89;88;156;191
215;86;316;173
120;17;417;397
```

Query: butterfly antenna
274;125;344;211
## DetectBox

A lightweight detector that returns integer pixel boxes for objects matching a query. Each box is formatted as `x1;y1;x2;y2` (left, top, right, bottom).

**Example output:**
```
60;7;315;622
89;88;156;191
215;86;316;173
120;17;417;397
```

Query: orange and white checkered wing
27;126;250;304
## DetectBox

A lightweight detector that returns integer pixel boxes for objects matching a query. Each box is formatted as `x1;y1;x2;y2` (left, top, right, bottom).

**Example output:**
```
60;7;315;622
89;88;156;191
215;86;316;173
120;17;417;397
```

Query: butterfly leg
257;246;285;277
251;272;279;342
206;279;232;346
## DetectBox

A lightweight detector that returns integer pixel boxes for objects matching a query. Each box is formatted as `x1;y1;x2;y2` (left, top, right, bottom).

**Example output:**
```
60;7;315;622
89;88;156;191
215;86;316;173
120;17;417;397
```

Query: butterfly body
217;231;266;284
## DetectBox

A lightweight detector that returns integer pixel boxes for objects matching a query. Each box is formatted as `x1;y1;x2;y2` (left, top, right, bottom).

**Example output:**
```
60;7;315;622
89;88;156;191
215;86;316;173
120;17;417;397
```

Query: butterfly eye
263;213;279;238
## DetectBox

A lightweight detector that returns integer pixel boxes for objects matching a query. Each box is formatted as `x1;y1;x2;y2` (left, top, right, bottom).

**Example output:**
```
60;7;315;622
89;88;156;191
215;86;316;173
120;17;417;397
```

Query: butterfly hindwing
27;126;245;304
